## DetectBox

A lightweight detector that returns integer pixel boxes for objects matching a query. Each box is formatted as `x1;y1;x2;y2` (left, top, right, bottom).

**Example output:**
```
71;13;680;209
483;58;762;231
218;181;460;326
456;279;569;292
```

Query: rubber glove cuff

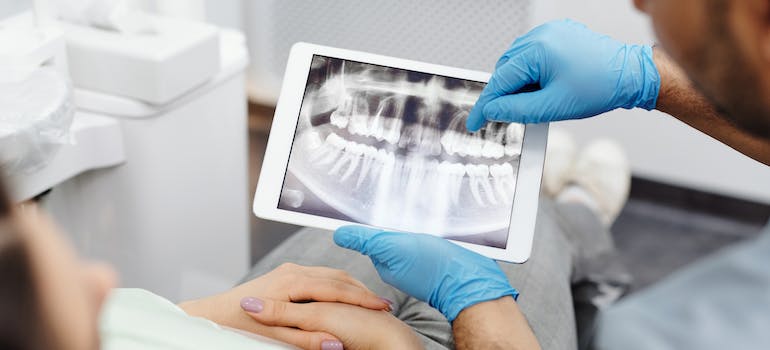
434;258;519;322
620;44;660;111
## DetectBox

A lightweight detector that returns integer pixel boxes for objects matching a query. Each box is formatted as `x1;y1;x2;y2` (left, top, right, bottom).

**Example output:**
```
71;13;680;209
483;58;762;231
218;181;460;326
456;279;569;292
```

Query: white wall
0;0;31;19
532;0;770;204
130;0;243;29
202;0;242;30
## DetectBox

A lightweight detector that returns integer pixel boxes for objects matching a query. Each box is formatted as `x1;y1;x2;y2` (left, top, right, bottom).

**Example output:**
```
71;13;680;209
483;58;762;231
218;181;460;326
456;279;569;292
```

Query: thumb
483;89;556;124
333;225;383;253
334;226;405;274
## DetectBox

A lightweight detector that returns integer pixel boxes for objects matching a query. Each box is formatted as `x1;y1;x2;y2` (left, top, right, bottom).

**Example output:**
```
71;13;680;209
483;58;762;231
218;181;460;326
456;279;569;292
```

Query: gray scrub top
595;222;770;349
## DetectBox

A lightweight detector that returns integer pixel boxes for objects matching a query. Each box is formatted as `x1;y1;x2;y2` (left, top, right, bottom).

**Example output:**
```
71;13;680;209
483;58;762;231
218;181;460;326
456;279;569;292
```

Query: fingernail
240;297;264;313
321;339;344;350
379;297;397;313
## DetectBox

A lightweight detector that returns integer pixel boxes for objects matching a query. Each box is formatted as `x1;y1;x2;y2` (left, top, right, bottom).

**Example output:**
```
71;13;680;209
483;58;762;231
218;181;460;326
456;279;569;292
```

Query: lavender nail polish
379;297;394;306
240;297;264;313
321;340;344;350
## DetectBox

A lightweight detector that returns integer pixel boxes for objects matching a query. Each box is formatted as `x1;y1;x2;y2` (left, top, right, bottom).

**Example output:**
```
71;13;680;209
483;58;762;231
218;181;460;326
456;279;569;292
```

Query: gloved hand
334;225;518;322
466;19;660;131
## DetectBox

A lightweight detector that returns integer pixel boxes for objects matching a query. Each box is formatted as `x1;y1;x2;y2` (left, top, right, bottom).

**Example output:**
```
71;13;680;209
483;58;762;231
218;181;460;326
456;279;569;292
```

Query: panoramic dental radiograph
279;56;525;248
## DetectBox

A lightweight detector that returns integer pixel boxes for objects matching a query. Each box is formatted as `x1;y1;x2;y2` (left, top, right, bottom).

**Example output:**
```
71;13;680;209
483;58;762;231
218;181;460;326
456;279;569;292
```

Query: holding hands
180;263;422;350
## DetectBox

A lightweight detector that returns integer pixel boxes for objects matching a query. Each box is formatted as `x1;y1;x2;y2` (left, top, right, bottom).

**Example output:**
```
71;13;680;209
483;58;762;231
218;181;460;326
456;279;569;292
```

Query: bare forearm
653;47;770;166
179;293;261;332
452;297;541;350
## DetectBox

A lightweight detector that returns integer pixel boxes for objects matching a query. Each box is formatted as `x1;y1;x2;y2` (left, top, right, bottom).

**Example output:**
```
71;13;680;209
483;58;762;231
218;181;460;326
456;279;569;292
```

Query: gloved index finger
467;52;540;131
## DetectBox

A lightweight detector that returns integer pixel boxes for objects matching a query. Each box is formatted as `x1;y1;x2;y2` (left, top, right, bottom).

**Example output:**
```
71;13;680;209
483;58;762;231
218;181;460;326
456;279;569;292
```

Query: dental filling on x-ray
279;55;525;248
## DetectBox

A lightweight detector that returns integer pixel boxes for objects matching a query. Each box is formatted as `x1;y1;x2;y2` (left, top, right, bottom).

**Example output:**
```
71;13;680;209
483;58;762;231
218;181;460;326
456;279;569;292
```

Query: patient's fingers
301;265;370;290
276;263;371;292
243;297;321;330
242;320;341;350
244;297;422;350
287;276;391;311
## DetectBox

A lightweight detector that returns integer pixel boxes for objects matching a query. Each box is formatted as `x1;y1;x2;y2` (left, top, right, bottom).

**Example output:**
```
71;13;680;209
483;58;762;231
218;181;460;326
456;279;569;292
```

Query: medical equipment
254;43;547;263
0;12;82;182
58;12;220;104
0;68;74;175
3;3;250;301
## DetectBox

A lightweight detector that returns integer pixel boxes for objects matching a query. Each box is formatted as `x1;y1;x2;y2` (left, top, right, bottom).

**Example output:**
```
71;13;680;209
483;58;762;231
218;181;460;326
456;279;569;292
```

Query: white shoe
557;139;631;226
542;128;578;197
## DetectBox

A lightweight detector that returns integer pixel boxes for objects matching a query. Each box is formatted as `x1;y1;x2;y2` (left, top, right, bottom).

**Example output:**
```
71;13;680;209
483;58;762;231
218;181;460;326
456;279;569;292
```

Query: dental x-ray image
279;55;525;248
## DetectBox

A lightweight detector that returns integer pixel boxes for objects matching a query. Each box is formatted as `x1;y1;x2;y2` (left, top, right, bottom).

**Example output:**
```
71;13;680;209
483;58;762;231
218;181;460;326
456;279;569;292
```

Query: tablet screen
278;55;525;248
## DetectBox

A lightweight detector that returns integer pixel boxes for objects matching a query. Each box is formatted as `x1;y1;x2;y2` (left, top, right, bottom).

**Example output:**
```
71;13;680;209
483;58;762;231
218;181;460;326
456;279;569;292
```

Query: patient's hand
179;263;392;349
244;297;424;350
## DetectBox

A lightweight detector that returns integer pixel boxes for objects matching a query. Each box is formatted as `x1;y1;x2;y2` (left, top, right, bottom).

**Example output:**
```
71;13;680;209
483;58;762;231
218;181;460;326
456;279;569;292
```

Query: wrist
178;298;207;316
435;261;518;321
621;44;661;110
452;296;541;350
651;46;689;115
178;296;219;320
444;288;519;322
178;292;239;325
453;296;515;323
381;322;425;350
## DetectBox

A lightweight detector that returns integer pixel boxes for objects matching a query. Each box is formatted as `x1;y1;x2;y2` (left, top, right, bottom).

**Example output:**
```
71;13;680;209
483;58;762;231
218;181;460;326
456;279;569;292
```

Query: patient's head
0;178;116;350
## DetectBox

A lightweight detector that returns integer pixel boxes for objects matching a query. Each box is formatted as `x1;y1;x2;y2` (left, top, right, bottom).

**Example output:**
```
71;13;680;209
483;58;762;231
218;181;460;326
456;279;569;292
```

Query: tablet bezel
254;42;547;263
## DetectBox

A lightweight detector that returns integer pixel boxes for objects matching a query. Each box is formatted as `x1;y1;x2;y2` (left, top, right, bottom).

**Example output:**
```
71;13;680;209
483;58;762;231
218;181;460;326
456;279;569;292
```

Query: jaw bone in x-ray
280;56;524;248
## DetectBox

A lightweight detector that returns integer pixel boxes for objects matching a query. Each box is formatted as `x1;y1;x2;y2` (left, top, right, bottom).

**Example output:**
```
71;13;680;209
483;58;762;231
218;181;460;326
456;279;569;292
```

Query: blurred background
1;0;769;302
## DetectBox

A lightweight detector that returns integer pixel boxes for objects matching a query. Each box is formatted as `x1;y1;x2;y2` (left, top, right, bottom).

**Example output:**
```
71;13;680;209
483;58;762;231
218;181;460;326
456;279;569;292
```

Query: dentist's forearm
452;296;541;350
653;47;770;166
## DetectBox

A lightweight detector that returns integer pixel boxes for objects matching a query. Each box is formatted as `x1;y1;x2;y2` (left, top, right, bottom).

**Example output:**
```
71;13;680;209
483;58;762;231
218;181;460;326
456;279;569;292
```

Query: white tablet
254;43;547;263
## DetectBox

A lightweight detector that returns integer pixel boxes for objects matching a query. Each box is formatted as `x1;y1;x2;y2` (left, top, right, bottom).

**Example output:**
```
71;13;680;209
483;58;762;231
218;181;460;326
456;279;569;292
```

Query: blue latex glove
334;225;518;322
466;19;661;131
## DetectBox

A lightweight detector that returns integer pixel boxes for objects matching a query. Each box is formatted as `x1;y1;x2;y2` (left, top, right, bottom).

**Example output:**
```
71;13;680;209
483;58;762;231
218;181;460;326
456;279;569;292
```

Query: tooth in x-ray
282;56;526;242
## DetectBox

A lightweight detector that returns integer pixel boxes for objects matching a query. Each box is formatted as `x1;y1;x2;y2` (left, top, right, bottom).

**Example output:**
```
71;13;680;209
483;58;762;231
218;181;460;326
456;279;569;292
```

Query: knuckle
328;279;345;290
483;101;501;116
543;19;571;33
277;271;297;285
331;280;356;297
270;300;286;320
541;20;558;31
529;39;552;56
290;332;316;350
306;266;328;275
333;269;352;280
293;279;312;296
277;262;298;271
306;333;328;350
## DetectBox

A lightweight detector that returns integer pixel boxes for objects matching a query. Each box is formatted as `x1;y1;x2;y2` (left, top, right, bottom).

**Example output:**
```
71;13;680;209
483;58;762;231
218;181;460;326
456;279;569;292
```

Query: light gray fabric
247;196;770;350
594;223;770;350
245;197;628;350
